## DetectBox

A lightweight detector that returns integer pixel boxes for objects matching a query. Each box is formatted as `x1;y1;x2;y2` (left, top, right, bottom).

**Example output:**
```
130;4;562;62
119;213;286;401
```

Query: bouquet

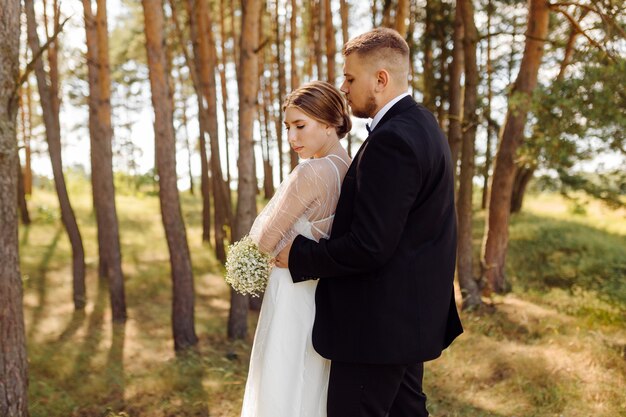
224;235;272;296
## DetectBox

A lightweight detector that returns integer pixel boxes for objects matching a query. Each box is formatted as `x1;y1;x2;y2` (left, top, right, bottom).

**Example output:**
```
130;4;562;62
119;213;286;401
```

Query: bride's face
284;107;335;159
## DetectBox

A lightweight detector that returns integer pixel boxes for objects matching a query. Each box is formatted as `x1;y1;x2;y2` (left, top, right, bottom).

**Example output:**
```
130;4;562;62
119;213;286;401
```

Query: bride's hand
275;242;292;268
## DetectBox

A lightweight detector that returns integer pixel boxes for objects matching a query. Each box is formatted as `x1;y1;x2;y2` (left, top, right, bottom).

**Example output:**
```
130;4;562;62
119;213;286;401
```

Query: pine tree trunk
304;1;314;80
177;68;195;195
204;2;230;263
481;0;550;294
25;0;87;309
274;0;286;183
229;0;261;340
509;18;583;214
381;0;392;26
510;164;535;213
142;0;198;351
339;0;351;156
184;0;213;244
457;0;481;309
219;0;233;189
289;0;300;169
83;0;128;322
314;0;324;80
435;16;449;127
447;0;463;185
260;64;275;200
324;0;336;83
17;155;31;225
422;0;436;112
17;90;32;226
395;0;410;37
0;1;30;414
22;80;33;196
481;0;494;210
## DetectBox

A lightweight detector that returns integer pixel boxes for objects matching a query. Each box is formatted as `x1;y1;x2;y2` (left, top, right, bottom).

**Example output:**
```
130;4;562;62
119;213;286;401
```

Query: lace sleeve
249;159;337;257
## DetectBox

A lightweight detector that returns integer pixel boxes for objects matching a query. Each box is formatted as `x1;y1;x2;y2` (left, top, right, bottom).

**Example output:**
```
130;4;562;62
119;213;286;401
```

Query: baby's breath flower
225;235;272;296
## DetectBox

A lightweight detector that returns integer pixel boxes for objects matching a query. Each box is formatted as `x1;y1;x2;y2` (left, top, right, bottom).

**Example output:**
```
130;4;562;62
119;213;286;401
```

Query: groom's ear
374;69;390;92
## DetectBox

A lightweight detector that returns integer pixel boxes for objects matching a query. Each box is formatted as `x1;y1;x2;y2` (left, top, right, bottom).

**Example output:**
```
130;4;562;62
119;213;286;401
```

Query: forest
0;0;624;415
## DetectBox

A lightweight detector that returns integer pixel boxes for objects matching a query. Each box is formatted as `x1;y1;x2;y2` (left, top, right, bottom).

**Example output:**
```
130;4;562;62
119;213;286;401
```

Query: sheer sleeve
249;158;342;257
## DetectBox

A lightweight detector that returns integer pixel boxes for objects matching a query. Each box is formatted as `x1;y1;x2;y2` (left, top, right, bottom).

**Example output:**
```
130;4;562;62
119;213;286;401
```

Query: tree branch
550;6;616;61
550;1;626;39
12;15;72;102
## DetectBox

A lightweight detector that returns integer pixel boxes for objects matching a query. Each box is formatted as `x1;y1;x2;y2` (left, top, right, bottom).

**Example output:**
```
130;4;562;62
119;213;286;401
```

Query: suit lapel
373;95;417;132
347;96;418;175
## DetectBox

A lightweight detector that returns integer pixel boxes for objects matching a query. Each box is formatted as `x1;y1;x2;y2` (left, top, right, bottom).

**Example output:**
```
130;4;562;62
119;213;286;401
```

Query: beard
349;93;377;119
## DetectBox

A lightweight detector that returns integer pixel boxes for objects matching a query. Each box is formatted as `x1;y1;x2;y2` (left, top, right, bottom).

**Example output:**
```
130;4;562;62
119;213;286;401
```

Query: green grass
19;184;626;416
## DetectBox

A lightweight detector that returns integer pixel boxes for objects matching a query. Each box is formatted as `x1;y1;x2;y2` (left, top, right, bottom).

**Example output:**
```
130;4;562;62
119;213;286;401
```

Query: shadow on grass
27;225;63;339
105;322;127;410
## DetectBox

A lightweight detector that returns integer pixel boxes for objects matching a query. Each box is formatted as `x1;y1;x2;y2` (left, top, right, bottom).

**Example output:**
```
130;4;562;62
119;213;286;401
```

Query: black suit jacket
289;96;463;364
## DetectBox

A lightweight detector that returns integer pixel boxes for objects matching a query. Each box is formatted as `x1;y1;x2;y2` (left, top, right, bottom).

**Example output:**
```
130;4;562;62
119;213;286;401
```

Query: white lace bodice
249;153;350;256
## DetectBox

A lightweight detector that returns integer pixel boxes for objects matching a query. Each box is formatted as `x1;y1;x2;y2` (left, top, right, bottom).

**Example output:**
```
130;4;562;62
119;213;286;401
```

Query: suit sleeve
289;132;421;282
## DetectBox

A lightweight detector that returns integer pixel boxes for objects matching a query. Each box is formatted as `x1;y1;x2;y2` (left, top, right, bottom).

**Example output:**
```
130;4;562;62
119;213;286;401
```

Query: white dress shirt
368;92;411;132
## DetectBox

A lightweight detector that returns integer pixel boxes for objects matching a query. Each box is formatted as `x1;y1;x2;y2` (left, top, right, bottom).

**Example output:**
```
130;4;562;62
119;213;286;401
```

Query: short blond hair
343;28;410;82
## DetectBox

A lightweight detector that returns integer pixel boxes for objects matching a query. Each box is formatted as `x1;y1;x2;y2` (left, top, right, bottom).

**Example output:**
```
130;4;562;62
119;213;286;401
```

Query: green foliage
524;55;626;207
508;212;626;309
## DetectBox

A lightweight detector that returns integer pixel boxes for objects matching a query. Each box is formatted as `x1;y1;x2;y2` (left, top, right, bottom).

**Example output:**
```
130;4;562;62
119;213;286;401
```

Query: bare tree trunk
198;0;230;263
219;0;233;190
422;0;436;112
142;0;198;351
274;0;287;183
182;0;212;244
339;0;352;156
17;94;31;225
371;0;379;26
17;158;31;225
83;0;128;322
457;0;481;309
289;0;300;169
25;0;87;309
177;69;195;195
510;164;535;213
481;0;494;209
509;16;584;214
447;0;463;184
435;18;449;127
381;0;392;26
229;0;261;340
481;0;550;294
230;0;241;76
304;0;314;80
0;0;29;413
314;0;324;80
324;0;336;83
259;80;275;200
395;0;410;37
23;80;33;196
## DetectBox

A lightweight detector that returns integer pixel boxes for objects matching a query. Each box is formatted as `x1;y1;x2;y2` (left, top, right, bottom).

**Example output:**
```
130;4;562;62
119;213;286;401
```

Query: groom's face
340;53;378;119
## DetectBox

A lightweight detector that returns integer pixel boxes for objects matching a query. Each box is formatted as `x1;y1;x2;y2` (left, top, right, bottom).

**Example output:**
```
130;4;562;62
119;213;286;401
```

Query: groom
277;27;463;416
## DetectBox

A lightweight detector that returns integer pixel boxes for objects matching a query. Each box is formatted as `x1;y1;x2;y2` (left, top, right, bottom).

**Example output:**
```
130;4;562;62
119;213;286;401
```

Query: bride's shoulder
288;158;338;185
296;157;337;174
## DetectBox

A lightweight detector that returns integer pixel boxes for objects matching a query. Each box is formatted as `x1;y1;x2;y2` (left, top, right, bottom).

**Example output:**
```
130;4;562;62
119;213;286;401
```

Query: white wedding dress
240;153;350;417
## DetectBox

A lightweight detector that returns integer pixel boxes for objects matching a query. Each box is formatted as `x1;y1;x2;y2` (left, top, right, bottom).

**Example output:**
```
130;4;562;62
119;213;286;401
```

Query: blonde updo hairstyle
282;80;352;139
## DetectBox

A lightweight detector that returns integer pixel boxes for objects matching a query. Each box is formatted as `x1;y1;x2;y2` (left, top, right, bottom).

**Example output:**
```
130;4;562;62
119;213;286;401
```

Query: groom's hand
275;242;292;268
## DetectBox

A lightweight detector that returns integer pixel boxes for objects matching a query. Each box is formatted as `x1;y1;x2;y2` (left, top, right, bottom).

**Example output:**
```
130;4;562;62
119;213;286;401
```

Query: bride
239;81;352;417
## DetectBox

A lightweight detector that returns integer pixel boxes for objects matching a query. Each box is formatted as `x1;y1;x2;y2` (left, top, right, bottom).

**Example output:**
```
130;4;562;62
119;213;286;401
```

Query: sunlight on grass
20;186;626;416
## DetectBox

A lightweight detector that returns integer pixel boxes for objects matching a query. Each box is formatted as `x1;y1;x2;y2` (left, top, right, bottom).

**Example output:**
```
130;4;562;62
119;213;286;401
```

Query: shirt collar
369;92;411;131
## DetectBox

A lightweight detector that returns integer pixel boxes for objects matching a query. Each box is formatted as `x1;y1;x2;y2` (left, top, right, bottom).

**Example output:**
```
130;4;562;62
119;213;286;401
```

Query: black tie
366;123;372;134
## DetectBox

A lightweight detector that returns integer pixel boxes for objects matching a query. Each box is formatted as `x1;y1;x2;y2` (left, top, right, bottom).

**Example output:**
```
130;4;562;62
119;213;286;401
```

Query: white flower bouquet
224;235;272;296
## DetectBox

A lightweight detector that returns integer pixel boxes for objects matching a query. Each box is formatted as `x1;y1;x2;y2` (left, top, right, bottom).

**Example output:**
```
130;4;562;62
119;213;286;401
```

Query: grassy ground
19;183;626;417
